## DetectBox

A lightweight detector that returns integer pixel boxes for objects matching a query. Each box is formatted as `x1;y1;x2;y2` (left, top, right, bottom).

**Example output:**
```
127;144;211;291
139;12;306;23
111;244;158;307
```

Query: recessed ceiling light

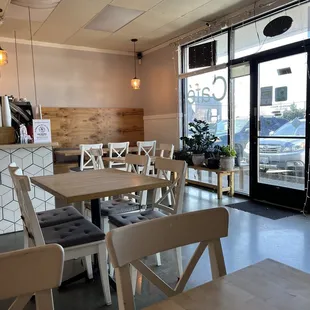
11;0;60;9
85;5;143;33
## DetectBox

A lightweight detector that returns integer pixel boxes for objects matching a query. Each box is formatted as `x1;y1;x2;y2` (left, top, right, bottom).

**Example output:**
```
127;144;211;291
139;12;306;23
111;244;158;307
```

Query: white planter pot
1;96;11;127
192;154;205;166
220;157;235;171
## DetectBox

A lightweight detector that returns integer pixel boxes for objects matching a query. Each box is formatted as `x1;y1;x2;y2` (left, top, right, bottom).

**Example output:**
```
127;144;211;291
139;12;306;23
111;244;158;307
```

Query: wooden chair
108;142;129;170
157;144;175;205
9;163;84;249
159;143;174;159
90;148;105;170
106;208;229;310
9;165;112;305
70;143;103;172
0;244;64;310
99;154;150;233
108;158;187;278
137;140;157;174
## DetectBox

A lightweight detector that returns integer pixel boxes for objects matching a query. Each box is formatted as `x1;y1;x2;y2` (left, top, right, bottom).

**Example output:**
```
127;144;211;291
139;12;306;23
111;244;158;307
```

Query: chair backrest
79;144;103;171
9;163;45;247
106;208;229;310
0;244;64;310
159;143;174;159
90;148;104;170
125;154;150;175
124;154;150;203
137;140;156;157
154;158;187;215
108;142;130;168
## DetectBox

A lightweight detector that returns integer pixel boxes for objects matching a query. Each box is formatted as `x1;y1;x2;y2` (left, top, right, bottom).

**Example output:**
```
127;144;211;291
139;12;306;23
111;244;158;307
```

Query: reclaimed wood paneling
42;107;144;147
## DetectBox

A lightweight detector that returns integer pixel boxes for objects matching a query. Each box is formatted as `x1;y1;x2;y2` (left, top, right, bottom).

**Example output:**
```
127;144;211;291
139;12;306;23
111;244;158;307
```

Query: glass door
251;52;308;208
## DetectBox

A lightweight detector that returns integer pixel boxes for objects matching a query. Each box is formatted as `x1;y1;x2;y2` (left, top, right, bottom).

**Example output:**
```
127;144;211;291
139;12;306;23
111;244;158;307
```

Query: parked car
214;116;288;160
244;118;305;175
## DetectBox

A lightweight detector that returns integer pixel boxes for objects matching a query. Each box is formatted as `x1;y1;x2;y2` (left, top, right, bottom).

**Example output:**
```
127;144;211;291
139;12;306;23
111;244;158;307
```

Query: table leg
239;168;244;190
229;172;235;197
217;173;223;199
91;198;101;229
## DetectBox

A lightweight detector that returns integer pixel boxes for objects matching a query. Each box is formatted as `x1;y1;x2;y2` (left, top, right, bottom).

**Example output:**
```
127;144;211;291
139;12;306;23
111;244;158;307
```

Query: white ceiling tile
111;0;163;11
33;0;111;43
151;0;212;19
6;3;54;22
0;18;41;39
65;29;111;47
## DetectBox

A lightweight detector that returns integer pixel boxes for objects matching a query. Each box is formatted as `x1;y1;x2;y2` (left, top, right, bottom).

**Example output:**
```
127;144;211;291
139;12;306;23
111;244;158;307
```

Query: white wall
0;42;141;109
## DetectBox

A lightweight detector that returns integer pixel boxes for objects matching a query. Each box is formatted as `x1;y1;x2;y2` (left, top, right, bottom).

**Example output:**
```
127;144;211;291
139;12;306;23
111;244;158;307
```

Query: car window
215;119;248;135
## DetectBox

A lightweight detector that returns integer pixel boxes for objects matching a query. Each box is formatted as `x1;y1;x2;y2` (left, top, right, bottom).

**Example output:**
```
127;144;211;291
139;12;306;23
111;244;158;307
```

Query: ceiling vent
277;67;292;75
11;0;60;9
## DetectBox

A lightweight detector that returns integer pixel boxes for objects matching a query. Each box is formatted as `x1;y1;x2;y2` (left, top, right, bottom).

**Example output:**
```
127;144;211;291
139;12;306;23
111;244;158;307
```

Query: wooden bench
187;166;238;199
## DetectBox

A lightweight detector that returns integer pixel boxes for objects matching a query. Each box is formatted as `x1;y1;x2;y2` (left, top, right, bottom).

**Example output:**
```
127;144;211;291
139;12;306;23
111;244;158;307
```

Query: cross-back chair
108;158;187;280
106;208;229;310
90;148;105;170
9;164;111;305
108;142;129;170
137;141;157;174
100;154;150;233
79;143;103;171
0;244;64;310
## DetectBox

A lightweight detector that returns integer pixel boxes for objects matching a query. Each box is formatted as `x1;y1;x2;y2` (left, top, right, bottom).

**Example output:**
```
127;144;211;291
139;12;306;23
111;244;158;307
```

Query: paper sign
275;86;288;102
33;119;52;143
260;86;273;106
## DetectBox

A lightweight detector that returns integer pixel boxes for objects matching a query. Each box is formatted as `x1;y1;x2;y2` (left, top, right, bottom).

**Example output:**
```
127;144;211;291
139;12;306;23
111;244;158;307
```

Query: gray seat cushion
69;166;82;172
101;198;141;217
109;210;166;227
42;218;105;248
37;206;84;228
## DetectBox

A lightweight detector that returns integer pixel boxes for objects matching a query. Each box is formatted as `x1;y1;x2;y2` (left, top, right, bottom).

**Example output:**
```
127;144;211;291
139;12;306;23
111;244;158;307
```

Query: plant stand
186;166;237;199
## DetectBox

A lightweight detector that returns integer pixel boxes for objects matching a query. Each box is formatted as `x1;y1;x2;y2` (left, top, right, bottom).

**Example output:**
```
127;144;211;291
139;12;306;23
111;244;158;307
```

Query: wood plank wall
42;107;144;147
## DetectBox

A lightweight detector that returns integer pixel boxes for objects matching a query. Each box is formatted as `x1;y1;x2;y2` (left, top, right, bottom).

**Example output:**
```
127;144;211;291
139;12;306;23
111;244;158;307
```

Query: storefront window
234;2;310;59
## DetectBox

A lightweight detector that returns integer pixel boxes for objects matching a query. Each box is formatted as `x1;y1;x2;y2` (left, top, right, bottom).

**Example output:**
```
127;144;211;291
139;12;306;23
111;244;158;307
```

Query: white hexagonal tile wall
3;201;21;222
0;146;55;234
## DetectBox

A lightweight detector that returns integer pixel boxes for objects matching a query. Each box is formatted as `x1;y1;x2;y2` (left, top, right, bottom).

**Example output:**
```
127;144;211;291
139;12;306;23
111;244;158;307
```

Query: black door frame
249;44;310;210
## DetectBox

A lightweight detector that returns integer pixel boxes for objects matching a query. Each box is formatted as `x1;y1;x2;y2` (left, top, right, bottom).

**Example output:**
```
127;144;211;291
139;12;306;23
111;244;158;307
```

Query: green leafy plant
180;119;218;154
283;103;305;121
220;145;237;157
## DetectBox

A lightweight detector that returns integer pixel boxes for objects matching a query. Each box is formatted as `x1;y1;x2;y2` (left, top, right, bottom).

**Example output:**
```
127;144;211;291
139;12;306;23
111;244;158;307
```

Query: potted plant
206;145;221;169
219;145;237;171
180;119;218;166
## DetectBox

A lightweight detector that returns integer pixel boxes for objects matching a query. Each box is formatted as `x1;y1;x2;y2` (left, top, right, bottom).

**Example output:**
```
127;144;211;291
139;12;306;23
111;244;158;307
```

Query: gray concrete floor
0;186;309;309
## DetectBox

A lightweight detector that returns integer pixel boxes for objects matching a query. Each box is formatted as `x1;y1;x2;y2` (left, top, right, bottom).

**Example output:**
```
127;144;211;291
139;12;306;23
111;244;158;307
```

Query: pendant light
131;39;140;90
0;47;8;66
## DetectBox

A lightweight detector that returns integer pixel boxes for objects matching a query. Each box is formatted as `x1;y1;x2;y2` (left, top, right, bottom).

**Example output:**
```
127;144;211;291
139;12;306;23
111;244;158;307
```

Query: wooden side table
187;166;236;199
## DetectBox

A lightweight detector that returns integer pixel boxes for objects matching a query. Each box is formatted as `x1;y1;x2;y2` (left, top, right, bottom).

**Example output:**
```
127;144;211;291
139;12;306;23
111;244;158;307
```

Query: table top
144;259;310;310
31;169;170;203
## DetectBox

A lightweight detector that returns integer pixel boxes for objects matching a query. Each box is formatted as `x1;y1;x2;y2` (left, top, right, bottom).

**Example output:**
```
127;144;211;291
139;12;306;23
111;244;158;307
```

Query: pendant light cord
14;30;21;99
133;40;136;78
28;7;38;107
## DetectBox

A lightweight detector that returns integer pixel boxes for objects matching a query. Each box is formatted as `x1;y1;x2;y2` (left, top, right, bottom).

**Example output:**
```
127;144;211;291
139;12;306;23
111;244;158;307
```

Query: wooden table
31;168;170;228
31;169;170;289
104;156;159;164
187;166;237;199
144;259;310;310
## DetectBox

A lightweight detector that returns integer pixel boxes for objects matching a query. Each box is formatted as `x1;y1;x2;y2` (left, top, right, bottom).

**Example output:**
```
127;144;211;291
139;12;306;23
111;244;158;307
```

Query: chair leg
23;229;29;248
167;189;172;207
35;289;54;310
155;253;162;266
102;217;109;235
176;247;183;277
98;243;112;305
130;265;138;296
84;255;93;280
